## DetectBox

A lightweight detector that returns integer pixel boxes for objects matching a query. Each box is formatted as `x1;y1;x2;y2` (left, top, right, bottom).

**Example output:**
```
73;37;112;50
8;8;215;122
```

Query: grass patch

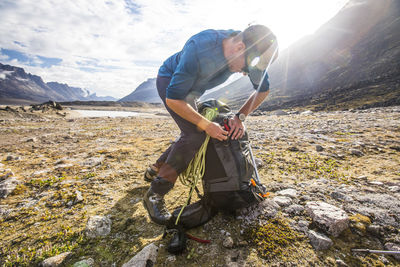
27;175;66;189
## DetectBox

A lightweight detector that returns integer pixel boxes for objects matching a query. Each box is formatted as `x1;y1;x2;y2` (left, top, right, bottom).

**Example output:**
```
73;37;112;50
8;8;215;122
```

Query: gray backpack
169;99;267;229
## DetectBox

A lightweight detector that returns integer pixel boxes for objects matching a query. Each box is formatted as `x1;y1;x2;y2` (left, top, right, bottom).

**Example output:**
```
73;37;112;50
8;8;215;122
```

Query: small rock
388;186;400;192
0;205;12;219
273;110;288;116
5;155;13;161
330;191;353;202
74;190;84;204
315;145;324;152
85;215;112;238
284;204;304;215
82;157;103;167
25;137;37;142
225;250;241;265
277;188;297;198
297;221;309;233
300;195;311;202
356;175;367;180
384;243;400;260
301;110;313;115
254;158;263;168
0;170;14;181
336;259;348;267
369;181;384;186
223;236;234;248
366;224;382;237
273;196;292;207
166;255;176;262
122;243;158;267
308;230;333;250
306;201;349;237
41;252;72;267
73;258;94;267
350;149;364;157
0;177;19;198
288;146;299;152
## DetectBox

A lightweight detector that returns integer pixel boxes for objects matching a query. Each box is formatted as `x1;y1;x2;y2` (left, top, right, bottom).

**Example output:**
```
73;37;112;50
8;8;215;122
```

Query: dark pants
155;76;206;183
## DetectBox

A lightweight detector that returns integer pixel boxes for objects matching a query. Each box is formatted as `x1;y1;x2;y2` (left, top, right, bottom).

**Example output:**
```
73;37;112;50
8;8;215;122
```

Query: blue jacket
158;29;269;100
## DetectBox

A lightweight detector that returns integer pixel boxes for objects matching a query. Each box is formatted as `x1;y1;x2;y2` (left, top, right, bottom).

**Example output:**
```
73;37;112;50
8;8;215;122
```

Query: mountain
47;82;90;101
199;77;253;108
202;0;400;111
118;78;161;103
0;63;116;104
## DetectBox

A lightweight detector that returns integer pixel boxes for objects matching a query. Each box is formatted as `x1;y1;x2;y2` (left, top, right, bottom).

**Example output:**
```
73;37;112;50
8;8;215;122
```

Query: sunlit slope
203;0;400;111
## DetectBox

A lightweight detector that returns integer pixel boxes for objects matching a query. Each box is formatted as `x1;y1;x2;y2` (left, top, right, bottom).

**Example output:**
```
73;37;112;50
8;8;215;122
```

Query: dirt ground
0;105;399;266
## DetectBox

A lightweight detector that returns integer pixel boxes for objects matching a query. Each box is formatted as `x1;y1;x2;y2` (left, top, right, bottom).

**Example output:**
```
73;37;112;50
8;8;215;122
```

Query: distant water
75;109;140;118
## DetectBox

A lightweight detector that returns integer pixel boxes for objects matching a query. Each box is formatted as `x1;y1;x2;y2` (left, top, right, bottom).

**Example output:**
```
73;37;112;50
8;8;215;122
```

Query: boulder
306;201;349;237
85;216;112;238
273;196;292;207
284;204;304;216
277;188;298;198
41;252;72;267
0;177;19;198
122;243;158;267
239;199;279;225
72;258;94;267
308;230;333;250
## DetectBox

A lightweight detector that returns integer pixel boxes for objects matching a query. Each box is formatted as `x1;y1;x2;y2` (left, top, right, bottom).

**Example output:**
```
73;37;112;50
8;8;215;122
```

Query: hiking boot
167;227;187;254
143;189;171;225
144;165;158;182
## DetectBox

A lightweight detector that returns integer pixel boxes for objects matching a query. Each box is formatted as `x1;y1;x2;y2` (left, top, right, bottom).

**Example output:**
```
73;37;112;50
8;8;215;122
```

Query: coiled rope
175;107;219;225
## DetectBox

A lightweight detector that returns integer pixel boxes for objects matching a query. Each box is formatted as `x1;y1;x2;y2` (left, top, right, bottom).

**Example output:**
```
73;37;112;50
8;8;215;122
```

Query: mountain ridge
118;78;161;103
0;63;116;104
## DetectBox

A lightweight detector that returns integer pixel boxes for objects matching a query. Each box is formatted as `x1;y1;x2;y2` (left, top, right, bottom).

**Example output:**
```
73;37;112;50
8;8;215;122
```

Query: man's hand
228;115;245;140
205;122;228;141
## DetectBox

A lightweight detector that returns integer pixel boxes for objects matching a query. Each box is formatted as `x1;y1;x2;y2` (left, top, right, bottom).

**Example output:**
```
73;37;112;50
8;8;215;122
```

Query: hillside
202;0;400;111
118;78;161;103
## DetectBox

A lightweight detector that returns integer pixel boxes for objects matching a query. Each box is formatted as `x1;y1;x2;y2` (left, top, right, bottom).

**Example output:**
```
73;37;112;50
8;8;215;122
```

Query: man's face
227;41;246;73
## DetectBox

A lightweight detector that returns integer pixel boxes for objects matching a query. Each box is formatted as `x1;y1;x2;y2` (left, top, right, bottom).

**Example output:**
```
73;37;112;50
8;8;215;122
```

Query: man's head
225;24;278;85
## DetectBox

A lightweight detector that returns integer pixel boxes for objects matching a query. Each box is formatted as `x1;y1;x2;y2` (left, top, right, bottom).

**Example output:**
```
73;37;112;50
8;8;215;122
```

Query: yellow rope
175;107;219;225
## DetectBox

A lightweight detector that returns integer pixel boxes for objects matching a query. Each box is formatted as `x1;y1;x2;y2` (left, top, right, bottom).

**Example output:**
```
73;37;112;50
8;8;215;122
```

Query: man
143;24;278;225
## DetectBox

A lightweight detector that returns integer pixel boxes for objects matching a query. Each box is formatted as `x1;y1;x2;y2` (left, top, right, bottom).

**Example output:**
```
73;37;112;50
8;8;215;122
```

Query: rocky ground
0;104;399;266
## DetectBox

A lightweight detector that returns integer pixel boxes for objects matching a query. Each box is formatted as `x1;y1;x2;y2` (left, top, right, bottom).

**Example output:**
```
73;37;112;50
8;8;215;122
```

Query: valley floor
0;105;399;266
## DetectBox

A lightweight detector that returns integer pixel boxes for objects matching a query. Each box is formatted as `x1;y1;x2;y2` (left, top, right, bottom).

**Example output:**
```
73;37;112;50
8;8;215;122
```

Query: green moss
12;184;28;195
27;175;66;189
246;217;304;259
349;214;371;235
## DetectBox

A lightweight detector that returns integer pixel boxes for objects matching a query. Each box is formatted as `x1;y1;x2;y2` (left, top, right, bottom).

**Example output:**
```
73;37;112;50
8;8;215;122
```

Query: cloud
0;0;348;98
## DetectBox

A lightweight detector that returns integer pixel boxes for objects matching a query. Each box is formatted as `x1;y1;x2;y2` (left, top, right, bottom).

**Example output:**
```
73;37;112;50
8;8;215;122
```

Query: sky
0;0;349;98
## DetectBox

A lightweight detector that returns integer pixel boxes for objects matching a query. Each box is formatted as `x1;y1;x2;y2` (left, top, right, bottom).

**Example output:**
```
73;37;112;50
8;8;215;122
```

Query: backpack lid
197;99;231;115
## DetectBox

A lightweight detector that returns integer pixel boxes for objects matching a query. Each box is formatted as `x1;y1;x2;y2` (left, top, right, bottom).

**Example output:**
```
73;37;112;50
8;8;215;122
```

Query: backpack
169;99;267;229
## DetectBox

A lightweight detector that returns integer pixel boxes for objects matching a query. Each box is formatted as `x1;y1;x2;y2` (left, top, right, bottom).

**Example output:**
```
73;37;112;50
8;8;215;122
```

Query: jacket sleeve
250;70;270;92
166;41;199;100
